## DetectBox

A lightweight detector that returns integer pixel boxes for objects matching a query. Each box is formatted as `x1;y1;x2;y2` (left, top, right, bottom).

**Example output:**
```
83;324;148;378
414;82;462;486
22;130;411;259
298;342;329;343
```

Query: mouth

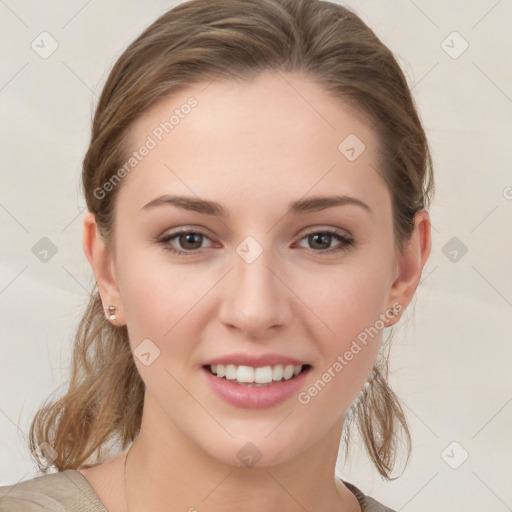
201;354;312;408
203;363;312;387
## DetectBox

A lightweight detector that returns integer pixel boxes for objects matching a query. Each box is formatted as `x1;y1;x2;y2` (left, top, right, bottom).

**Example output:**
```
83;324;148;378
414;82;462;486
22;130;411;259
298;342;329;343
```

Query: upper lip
202;353;309;368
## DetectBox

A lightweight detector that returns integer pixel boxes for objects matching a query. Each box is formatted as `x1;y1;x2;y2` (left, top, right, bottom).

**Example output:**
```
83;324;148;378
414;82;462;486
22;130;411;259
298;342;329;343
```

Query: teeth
209;364;305;384
283;365;294;380
225;364;237;380
236;365;254;383
272;364;284;381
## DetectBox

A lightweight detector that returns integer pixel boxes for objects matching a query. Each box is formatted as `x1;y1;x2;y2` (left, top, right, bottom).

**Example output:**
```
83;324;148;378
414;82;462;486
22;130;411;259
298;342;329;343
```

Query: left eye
296;230;353;252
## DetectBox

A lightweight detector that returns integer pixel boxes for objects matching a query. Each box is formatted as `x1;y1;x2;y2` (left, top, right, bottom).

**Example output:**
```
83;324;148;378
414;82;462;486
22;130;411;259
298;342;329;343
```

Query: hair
29;0;434;479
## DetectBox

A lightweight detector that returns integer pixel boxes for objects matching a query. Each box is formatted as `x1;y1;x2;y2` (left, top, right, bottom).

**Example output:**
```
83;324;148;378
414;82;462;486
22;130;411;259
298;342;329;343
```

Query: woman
0;0;433;510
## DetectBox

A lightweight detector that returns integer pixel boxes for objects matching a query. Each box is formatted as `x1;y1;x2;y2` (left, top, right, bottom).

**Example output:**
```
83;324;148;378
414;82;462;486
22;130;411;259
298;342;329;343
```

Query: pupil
310;233;331;249
180;233;202;249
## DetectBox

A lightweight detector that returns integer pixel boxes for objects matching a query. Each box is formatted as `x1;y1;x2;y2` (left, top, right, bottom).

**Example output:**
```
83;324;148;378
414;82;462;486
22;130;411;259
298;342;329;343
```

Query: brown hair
29;0;434;479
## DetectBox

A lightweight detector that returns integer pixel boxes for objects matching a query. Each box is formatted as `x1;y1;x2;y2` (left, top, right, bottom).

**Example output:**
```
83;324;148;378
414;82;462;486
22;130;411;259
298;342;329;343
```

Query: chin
194;428;316;470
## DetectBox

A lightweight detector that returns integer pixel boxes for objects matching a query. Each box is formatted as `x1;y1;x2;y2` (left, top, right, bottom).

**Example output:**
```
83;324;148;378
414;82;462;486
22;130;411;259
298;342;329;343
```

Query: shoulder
342;480;397;512
0;470;107;512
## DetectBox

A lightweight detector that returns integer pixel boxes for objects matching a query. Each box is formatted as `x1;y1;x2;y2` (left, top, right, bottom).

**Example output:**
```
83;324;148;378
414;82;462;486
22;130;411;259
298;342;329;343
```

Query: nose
217;246;293;339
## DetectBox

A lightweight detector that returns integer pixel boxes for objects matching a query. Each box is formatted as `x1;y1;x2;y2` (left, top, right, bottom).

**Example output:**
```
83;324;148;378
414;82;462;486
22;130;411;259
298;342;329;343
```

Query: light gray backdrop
1;1;511;510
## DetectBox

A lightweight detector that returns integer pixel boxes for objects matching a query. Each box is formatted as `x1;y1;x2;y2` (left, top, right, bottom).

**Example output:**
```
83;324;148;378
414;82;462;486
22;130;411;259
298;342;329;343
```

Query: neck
123;398;358;512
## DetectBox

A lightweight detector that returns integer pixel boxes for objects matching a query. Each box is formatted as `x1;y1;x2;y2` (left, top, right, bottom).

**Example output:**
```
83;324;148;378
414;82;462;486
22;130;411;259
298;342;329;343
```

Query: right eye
158;230;215;255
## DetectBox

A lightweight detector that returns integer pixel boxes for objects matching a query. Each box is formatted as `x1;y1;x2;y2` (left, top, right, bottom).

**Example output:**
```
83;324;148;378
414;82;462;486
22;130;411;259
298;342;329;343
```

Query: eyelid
158;224;215;238
296;224;351;239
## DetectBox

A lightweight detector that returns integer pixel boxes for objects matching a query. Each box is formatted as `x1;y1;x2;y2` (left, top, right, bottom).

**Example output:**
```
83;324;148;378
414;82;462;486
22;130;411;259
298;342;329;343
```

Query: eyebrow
140;194;372;217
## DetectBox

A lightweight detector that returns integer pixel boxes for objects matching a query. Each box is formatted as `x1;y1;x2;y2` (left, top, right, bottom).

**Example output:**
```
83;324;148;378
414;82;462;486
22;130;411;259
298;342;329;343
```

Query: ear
82;211;125;325
386;209;432;325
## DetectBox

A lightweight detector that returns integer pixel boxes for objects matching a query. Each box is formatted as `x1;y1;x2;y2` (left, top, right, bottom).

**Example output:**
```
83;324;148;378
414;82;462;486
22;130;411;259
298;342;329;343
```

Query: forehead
118;70;388;215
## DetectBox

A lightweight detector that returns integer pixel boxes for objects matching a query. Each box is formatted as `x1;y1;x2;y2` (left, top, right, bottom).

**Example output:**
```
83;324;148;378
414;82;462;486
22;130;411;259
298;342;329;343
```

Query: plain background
1;1;511;510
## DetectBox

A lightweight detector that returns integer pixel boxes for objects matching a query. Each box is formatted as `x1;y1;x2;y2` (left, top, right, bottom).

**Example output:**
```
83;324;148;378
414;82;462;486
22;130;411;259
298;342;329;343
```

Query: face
103;70;404;467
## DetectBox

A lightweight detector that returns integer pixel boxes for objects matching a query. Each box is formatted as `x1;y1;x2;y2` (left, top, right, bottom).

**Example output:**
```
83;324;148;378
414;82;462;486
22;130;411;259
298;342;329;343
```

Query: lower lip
202;366;310;409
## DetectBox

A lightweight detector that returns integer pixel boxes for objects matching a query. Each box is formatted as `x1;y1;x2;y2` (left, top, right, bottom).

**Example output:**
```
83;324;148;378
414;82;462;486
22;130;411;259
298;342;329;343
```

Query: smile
207;364;309;386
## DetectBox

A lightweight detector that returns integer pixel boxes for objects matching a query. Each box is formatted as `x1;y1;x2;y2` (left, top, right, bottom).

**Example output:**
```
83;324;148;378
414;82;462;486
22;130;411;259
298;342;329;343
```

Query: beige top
0;470;396;511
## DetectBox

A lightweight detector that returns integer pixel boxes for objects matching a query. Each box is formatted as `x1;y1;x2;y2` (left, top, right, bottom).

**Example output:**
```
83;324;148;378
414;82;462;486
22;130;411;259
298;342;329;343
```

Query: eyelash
157;228;354;256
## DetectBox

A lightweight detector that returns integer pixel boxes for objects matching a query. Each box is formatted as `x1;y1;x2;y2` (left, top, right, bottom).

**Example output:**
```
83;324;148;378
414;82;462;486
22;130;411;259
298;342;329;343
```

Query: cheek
298;254;392;343
116;257;209;409
116;240;202;335
293;255;392;406
115;244;221;379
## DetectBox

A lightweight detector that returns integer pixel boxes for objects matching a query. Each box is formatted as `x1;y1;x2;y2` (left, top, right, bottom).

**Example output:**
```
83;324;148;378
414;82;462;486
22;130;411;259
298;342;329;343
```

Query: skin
81;70;431;512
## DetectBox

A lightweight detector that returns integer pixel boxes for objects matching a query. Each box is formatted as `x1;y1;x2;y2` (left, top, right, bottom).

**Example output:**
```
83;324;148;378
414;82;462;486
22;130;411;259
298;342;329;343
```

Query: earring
391;306;399;317
107;305;116;321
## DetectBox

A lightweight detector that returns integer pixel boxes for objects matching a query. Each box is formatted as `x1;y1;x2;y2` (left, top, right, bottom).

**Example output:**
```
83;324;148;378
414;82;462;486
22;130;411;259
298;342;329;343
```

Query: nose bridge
218;239;291;336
